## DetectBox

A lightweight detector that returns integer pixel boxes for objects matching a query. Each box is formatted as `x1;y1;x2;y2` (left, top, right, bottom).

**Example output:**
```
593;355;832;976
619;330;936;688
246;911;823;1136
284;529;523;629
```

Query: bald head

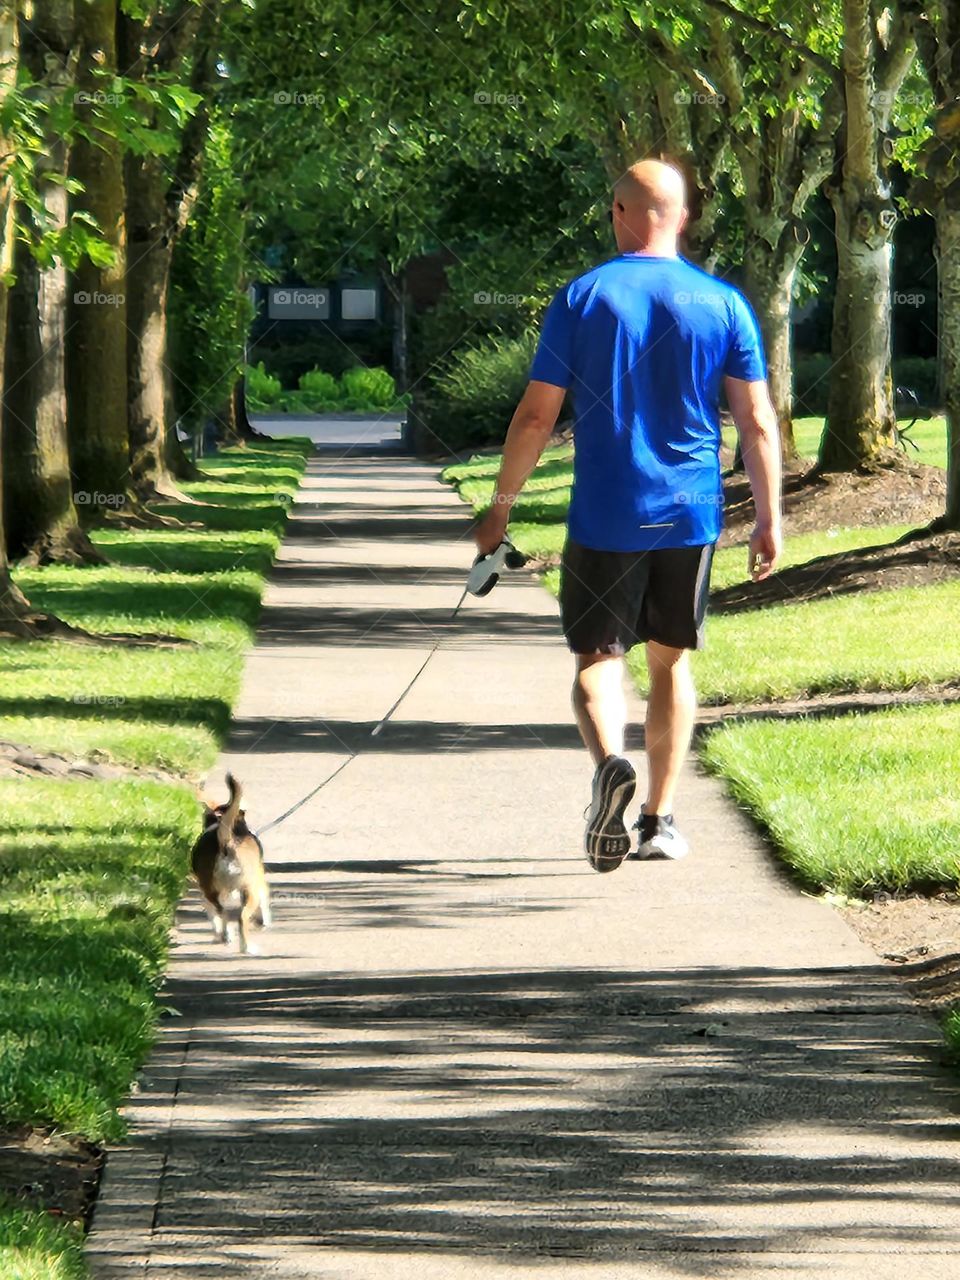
612;159;688;255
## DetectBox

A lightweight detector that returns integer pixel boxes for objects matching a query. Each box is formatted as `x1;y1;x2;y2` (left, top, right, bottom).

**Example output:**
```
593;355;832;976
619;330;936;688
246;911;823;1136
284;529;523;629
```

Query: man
474;159;782;873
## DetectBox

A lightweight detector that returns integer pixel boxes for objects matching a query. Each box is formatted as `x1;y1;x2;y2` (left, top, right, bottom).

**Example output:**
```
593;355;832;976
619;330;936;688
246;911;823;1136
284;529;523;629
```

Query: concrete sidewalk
87;450;960;1279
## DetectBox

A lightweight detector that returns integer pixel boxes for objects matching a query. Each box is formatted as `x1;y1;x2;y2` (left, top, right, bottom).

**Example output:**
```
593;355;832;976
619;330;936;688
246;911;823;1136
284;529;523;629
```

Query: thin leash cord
254;584;470;838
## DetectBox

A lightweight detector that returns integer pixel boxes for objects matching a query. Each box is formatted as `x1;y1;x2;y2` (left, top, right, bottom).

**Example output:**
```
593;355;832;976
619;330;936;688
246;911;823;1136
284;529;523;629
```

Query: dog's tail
218;773;243;856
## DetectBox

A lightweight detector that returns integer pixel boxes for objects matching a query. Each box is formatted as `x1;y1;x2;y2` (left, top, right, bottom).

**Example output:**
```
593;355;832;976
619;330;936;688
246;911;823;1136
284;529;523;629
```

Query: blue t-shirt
529;253;767;551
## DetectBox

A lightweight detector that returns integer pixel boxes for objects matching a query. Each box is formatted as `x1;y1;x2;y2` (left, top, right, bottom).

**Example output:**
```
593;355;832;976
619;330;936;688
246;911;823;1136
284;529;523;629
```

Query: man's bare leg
643;641;696;815
572;653;627;766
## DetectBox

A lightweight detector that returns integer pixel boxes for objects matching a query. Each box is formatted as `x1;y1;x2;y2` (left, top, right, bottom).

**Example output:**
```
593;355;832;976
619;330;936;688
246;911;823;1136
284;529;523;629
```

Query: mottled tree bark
741;244;804;454
819;0;911;469
0;2;73;634
0;0;25;626
120;0;217;499
902;0;960;525
66;0;130;503
2;0;103;564
938;200;960;526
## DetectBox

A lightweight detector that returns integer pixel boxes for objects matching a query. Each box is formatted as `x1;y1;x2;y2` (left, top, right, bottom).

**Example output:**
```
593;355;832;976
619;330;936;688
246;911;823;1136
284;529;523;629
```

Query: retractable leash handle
467;536;528;597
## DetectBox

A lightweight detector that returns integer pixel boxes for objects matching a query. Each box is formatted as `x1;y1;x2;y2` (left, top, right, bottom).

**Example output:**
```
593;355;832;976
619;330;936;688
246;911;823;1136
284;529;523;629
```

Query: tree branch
876;3;919;98
699;0;841;84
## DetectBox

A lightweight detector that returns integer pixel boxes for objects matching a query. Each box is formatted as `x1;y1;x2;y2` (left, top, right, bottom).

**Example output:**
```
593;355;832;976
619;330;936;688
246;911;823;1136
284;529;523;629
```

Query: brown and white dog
192;773;271;954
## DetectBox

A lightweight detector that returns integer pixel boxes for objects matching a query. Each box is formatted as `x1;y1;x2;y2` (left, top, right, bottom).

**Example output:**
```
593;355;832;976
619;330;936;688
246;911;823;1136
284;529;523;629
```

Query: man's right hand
749;522;782;581
474;505;509;557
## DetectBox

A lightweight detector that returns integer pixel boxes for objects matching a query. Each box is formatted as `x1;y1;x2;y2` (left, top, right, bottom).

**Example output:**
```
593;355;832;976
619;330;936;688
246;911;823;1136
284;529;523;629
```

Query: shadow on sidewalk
228;717;596;754
122;965;960;1271
253;603;560;649
270;562;469;588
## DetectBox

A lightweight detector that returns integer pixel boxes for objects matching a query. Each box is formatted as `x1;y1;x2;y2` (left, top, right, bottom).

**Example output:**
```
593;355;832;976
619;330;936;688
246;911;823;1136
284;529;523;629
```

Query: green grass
0;439;308;1269
0;1196;87;1279
648;579;960;705
701;705;960;895
709;524;913;590
1;444;308;773
0;779;196;1142
945;1008;960;1061
789;415;947;471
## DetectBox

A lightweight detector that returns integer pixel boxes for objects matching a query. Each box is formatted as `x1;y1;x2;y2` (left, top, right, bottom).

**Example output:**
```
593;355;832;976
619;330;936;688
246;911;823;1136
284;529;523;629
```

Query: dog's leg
258;888;272;930
239;892;261;956
202;896;226;942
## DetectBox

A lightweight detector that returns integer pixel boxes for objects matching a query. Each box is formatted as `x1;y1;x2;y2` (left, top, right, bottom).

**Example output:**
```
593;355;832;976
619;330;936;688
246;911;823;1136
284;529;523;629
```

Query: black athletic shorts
560;538;715;655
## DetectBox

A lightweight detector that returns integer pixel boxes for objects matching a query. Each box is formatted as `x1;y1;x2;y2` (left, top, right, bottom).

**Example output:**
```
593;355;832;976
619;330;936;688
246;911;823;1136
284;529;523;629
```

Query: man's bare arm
724;376;783;580
474;380;567;553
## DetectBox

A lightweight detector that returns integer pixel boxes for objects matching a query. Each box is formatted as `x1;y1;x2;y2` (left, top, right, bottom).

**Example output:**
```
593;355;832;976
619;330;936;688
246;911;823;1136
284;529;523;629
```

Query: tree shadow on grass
711;528;959;615
94;538;276;577
150;500;288;535
0;693;230;733
21;576;264;631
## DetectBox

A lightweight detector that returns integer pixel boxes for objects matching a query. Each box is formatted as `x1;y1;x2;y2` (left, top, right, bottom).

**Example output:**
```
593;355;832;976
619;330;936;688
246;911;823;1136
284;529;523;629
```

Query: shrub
422;330;541;450
339;365;398;409
245;360;283;408
298;368;342;410
277;390;314;414
246;364;403;414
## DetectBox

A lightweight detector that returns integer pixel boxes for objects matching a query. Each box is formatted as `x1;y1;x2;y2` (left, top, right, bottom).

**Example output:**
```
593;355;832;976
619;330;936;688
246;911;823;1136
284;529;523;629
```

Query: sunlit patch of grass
0;438;308;1152
701;705;960;895
0;1197;87;1280
0;779;196;1141
2;444;308;772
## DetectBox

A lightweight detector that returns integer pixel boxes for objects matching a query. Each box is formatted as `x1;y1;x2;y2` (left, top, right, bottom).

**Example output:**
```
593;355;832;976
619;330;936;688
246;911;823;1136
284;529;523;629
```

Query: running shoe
630;811;689;860
584;755;637;873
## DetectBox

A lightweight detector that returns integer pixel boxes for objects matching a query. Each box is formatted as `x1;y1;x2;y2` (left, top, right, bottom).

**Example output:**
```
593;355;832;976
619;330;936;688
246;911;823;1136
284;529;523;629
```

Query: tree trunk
120;0;213;500
937;197;960;527
164;412;200;479
2;1;103;565
4;224;104;564
233;376;260;439
0;1;72;633
819;0;898;469
742;238;804;458
216;387;240;444
0;0;24;622
66;0;131;505
125;173;179;500
819;181;898;467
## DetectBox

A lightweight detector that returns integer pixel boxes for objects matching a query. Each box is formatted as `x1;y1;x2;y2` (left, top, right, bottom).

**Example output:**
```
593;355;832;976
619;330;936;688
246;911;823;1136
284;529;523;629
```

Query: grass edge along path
0;439;310;1277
